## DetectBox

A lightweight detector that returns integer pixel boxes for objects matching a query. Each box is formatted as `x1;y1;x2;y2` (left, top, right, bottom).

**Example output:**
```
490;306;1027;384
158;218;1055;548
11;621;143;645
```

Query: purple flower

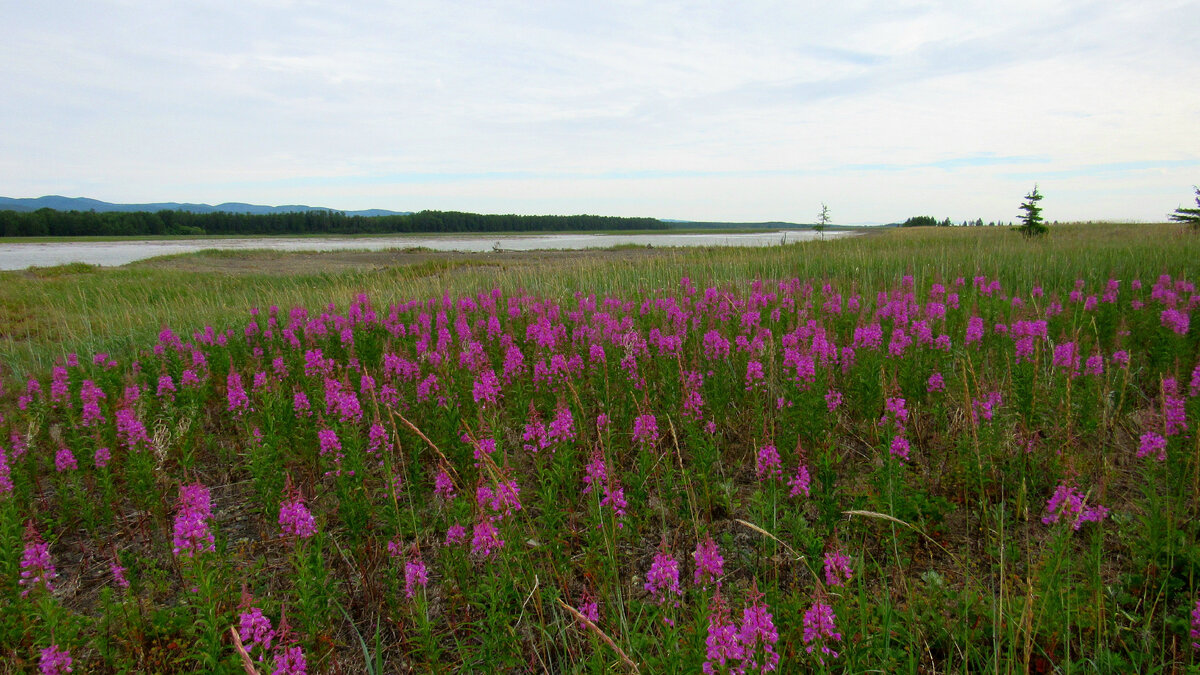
739;589;781;672
487;478;522;519
404;556;429;599
273;645;308;675
279;492;317;540
1138;432;1167;462
38;644;73;675
971;391;1003;424
600;484;628;526
434;470;456;501
367;423;389;457
238;606;276;661
19;524;56;597
1042;482;1109;530
55;447;77;473
788;463;811;498
548;404;576;443
473;437;497;461
644;548;682;608
115;407;151;451
1161;308;1190;335
755;444;782;480
471;369;502;407
111;559;129;589
227;370;250;414
0;445;13;495
824;389;843;412
703;592;744;675
1191;597;1200;649
744;360;765;390
1052;341;1081;376
172;483;215;558
823;549;853;587
582;450;607;494
93;446;110;469
632;413;659;446
444;524;467;546
881;397;908;431
927;372;945;393
292;391;311;418
578;598;600;627
693;536;724;586
965;316;984;345
890;435;911;464
802;600;841;664
1164;378;1188;436
316;429;345;475
471;518;505;559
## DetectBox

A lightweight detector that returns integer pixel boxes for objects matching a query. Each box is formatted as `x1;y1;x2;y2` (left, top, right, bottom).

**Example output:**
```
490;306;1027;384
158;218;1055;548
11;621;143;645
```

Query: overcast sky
2;1;1197;223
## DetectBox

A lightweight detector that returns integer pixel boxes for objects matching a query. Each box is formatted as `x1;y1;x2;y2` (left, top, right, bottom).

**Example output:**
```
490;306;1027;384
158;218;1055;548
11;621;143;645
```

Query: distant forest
0;208;668;237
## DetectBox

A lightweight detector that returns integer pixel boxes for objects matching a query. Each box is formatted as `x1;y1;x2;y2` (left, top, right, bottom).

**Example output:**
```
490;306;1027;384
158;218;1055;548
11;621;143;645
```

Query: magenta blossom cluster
1137;432;1167;462
644;548;682;609
823;549;853;587
632;413;659;446
788;463;811;498
471;517;504;559
693;536;725;587
434;470;456;501
582;450;607;494
55;446;77;473
238;606;276;662
172;483;215;558
1042;482;1109;530
404;555;429;599
237;606;308;674
754;444;782;481
278;491;317;540
1191;597;1200;650
38;644;73;675
19;524;56;597
0;444;13;495
703;588;781;674
802;600;842;665
599;482;628;527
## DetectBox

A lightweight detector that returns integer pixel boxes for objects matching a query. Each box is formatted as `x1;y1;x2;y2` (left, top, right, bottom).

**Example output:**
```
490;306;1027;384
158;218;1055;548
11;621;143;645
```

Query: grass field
1;222;1198;672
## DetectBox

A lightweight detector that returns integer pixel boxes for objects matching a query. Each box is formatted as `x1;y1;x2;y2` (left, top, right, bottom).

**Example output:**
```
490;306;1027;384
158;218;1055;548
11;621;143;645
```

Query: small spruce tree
1169;186;1200;231
815;203;830;231
1017;184;1047;237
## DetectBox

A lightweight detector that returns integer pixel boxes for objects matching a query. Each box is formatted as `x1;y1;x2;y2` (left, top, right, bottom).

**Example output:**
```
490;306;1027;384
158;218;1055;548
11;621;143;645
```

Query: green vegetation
1;221;1198;672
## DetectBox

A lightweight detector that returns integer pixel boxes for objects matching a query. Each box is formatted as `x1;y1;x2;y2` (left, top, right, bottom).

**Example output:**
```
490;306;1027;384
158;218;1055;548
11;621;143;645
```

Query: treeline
0;208;668;237
901;216;1014;227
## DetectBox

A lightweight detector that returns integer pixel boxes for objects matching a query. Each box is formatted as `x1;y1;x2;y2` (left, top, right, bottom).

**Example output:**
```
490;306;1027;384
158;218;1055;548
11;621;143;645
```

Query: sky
2;1;1198;224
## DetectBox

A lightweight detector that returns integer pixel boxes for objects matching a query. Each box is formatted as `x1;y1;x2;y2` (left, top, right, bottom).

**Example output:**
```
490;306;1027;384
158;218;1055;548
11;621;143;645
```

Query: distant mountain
0;195;411;218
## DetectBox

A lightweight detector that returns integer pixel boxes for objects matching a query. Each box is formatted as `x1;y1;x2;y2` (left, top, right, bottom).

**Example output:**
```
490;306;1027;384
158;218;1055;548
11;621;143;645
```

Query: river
0;229;856;271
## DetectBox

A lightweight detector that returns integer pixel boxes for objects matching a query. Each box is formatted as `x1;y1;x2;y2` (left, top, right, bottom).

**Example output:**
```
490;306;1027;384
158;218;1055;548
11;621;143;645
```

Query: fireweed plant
0;266;1197;672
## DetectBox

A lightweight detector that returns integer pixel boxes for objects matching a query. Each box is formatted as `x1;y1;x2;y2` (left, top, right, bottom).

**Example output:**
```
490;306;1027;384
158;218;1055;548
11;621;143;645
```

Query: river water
0;229;856;271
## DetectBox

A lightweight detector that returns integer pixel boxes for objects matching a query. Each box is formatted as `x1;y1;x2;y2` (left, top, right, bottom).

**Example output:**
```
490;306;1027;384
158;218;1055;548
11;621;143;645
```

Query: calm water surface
0;230;856;271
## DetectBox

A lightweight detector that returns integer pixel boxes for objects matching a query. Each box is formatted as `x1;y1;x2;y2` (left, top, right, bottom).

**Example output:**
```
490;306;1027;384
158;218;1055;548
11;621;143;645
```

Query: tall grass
2;223;1193;378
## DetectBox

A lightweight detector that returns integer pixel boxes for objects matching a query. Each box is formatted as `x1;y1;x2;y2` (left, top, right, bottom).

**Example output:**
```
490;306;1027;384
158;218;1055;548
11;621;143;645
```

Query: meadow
0;222;1198;673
